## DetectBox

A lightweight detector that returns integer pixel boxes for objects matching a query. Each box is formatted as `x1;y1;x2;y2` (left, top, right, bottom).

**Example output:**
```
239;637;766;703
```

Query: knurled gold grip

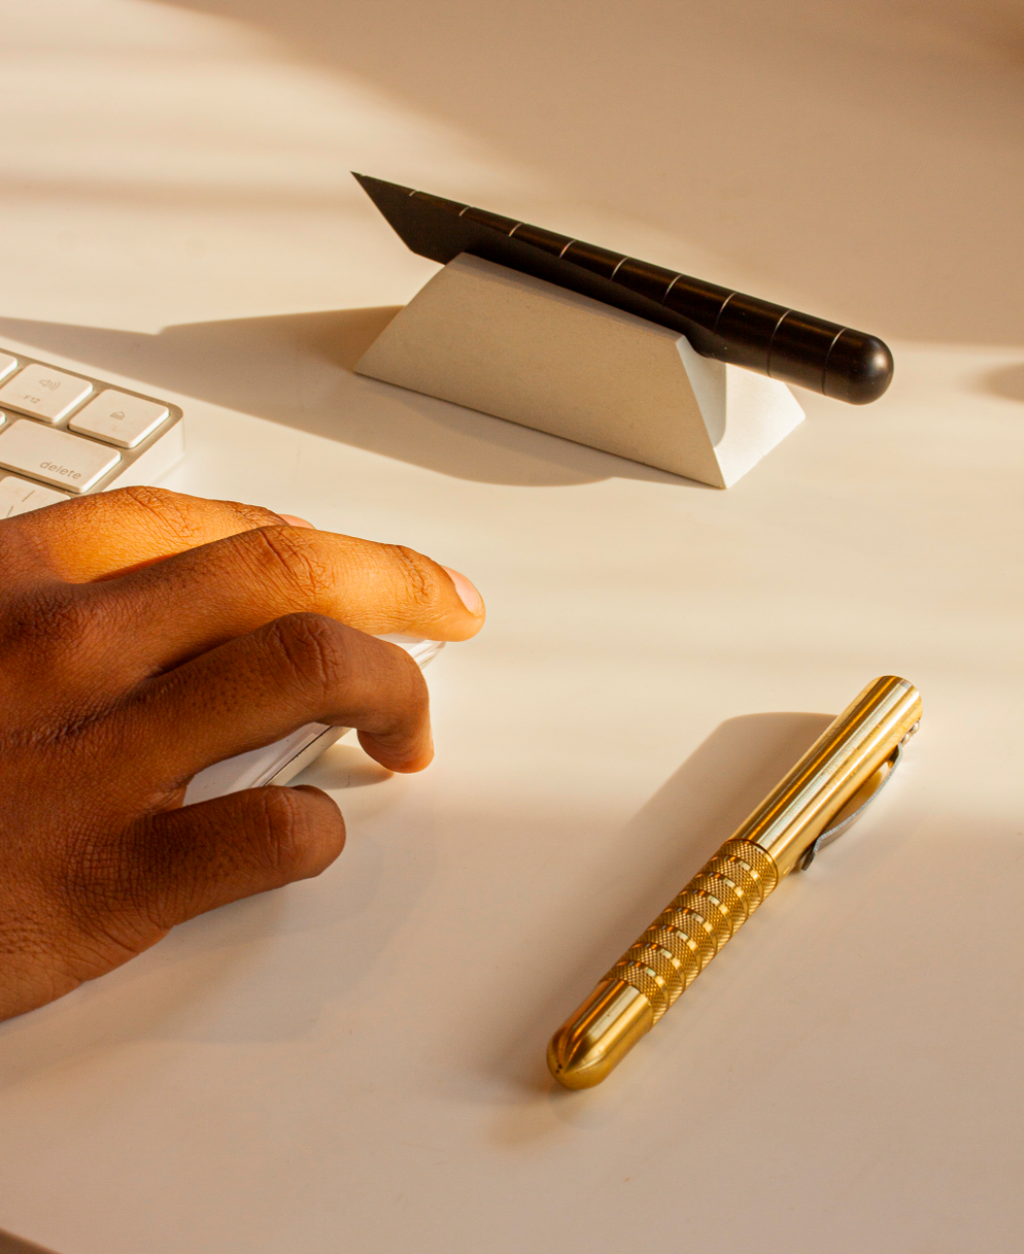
606;839;779;1023
547;675;922;1089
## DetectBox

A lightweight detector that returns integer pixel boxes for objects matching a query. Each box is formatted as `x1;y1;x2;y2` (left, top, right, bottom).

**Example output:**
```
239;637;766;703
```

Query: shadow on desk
0;1230;61;1254
980;361;1024;404
0;313;695;490
484;709;835;1108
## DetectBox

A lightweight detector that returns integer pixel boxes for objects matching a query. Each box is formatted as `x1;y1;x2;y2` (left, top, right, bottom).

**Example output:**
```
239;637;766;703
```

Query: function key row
0;349;181;509
0;353;170;448
0;359;94;423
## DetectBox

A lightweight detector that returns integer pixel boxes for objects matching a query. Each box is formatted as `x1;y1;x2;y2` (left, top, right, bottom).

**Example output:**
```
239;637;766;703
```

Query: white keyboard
0;348;184;518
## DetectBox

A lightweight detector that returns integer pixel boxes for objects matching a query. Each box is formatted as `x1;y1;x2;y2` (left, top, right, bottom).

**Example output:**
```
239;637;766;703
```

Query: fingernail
279;513;315;528
442;566;484;615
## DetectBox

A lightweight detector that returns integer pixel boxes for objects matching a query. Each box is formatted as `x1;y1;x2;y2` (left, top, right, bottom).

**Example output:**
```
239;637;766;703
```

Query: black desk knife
354;173;893;405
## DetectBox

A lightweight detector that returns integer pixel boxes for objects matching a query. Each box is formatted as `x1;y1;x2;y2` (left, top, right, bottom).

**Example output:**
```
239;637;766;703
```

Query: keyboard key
0;353;18;384
69;389;170;449
0;363;93;423
0;421;120;492
0;474;70;517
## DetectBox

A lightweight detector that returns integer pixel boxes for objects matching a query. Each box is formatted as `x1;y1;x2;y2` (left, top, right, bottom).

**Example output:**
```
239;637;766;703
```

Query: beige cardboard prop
356;253;804;487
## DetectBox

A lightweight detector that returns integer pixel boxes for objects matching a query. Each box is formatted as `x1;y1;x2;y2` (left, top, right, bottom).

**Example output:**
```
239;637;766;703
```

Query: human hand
0;486;484;1020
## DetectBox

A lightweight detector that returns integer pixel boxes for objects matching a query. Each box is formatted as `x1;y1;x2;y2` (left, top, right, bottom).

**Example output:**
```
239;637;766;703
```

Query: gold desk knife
547;675;922;1089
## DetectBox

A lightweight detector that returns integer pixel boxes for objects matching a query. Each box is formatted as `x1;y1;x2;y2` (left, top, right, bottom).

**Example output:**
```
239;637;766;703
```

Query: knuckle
366;641;430;742
1;585;101;664
111;486;283;548
112;486;205;548
387;641;429;708
211;498;286;531
249;787;317;877
267;612;352;696
246;526;330;605
384;544;443;613
64;837;130;916
56;823;151;950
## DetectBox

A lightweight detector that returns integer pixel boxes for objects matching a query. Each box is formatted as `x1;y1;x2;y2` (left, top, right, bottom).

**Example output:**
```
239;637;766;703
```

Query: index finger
95;522;484;674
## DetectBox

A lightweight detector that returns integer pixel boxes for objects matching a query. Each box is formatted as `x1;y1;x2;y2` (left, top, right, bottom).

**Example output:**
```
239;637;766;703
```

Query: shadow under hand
0;747;414;1083
488;709;834;1119
0;312;688;489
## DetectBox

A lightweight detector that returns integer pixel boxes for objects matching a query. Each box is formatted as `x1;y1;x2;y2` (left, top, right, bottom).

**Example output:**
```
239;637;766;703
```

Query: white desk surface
1;2;1022;1252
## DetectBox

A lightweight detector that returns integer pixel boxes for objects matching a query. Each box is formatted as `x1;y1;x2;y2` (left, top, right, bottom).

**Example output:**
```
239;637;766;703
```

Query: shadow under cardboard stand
0;310;696;491
0;1230;61;1254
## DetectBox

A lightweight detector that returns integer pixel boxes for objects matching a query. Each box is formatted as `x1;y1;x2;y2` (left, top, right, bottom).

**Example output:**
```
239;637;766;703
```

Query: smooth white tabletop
0;2;1022;1252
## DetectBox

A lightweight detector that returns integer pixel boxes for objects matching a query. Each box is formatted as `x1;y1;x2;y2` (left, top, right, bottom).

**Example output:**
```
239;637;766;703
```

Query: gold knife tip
546;980;655;1089
546;1028;609;1090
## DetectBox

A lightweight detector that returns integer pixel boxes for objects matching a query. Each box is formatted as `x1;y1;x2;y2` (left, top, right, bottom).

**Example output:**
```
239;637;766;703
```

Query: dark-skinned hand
0;486;485;1021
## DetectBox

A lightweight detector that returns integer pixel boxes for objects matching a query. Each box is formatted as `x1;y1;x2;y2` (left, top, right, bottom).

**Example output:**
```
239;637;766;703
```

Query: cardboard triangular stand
356;253;804;487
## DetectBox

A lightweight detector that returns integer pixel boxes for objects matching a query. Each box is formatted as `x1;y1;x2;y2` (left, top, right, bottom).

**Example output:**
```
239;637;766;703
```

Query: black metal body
354;172;893;405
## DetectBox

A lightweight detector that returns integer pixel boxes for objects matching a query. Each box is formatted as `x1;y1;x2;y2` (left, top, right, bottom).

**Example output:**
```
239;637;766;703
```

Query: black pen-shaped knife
354;173;893;405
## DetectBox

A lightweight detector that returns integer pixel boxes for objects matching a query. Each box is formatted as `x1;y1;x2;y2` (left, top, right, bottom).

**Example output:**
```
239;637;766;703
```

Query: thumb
118;785;345;938
0;787;344;1021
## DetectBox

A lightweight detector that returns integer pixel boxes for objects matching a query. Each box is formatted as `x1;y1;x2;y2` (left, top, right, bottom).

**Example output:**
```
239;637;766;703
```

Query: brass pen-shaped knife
548;675;922;1089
